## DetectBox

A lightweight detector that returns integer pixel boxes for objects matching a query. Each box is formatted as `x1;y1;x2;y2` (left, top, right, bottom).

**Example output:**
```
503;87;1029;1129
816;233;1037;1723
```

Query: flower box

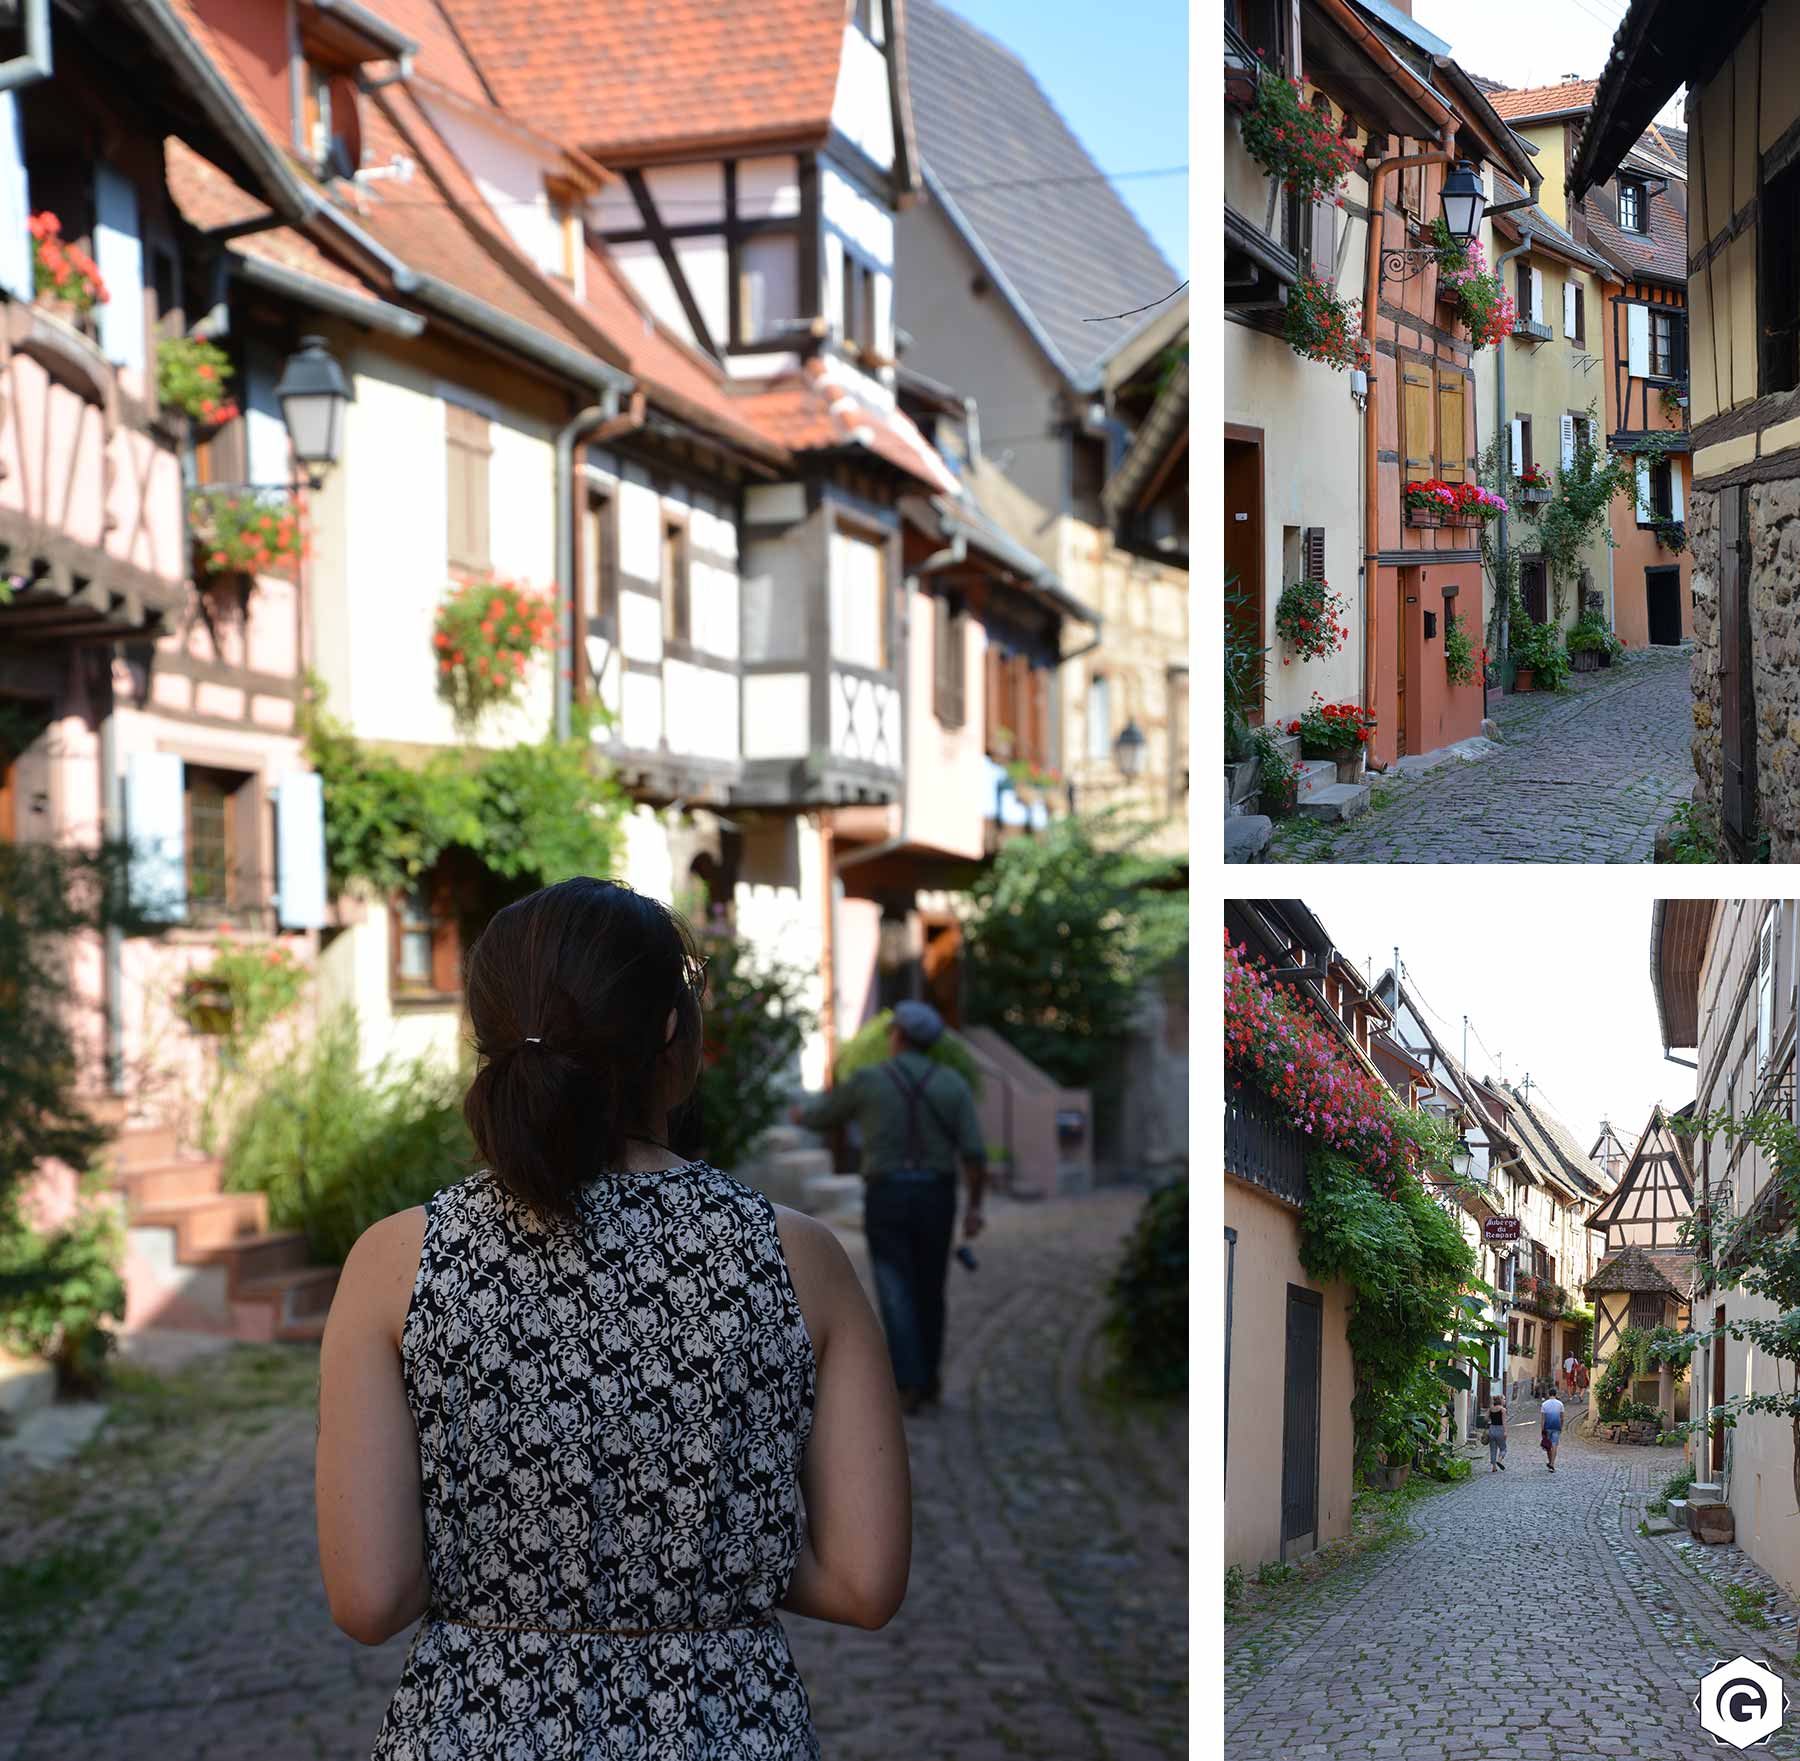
181;976;235;1037
1406;507;1445;528
1512;319;1554;343
1571;648;1599;673
1517;484;1552;504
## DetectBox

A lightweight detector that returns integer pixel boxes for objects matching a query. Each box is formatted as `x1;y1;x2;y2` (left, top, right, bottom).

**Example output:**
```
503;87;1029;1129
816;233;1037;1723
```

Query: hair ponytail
461;878;702;1216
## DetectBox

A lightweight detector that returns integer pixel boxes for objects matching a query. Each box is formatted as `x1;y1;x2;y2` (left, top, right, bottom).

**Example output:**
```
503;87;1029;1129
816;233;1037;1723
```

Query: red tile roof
433;0;848;161
1582;171;1687;286
1489;80;1598;120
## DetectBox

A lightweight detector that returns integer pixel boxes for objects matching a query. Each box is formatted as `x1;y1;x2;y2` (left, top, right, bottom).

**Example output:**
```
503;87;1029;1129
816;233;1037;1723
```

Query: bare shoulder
769;1203;859;1343
332;1206;428;1348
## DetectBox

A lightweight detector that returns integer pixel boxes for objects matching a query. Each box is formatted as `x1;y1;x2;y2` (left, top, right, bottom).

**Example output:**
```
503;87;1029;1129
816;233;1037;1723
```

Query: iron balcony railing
1225;1086;1308;1209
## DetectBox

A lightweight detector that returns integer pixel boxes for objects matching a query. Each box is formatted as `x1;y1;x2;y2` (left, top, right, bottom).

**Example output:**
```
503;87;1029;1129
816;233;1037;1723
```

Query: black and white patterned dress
370;1163;821;1761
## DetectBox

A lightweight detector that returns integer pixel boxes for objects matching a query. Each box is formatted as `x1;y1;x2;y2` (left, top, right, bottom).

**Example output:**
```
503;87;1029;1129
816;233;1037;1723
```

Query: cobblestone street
1225;1410;1800;1760
1270;645;1695;864
0;1188;1184;1761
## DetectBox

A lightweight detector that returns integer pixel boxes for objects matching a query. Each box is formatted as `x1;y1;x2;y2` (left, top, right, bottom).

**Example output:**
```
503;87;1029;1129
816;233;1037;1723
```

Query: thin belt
430;1608;777;1639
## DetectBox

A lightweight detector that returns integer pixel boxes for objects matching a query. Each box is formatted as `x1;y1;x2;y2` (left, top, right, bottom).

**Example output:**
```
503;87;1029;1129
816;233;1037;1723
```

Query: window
446;402;492;570
1227;0;1283;65
1649;459;1674;521
1435;375;1466;483
1400;358;1434;481
662;519;690;645
1629;1295;1662;1333
390;852;505;998
1520;1320;1535;1353
1574;284;1586;346
394;886;441;990
1757;910;1775;1074
1762;157;1800;396
301;61;360;180
1086;671;1111;762
737;234;802;343
583;486;615;625
829;525;887;669
1650;309;1681;379
841;256;876;356
1508;1317;1519;1352
1520;556;1548;625
183;765;252;920
933;593;966;728
1618;177;1645;233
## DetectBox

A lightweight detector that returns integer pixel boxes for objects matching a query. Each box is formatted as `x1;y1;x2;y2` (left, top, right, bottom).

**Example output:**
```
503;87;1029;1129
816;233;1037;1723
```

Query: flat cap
891;1000;946;1048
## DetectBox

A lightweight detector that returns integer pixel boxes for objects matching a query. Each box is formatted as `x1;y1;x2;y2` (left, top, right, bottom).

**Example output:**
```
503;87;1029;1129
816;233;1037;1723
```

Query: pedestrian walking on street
795;1000;987;1416
315;878;912;1761
1487;1396;1508;1471
1541;1392;1566;1471
1563;1351;1577;1394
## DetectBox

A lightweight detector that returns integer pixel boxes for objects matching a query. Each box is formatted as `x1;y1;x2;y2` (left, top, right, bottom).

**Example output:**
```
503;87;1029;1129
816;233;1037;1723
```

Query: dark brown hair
462;878;704;1215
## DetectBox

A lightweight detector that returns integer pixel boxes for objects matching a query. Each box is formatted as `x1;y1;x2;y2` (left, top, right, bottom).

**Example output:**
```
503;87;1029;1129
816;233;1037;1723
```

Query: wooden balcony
1225;1086;1308;1209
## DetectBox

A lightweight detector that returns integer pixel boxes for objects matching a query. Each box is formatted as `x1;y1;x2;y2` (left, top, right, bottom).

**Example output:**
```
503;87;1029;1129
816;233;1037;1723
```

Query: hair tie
523;1036;542;1045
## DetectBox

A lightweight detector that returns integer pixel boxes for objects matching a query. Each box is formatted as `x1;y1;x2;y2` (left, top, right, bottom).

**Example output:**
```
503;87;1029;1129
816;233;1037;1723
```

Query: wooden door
1722;486;1756;851
1645;566;1682;645
1395;572;1412;756
1711;1303;1727;1475
1224;429;1264;725
920;915;963;1029
1281;1285;1323;1556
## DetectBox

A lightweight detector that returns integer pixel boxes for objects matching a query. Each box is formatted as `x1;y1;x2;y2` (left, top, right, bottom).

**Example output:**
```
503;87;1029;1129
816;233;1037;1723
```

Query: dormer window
295;0;417;178
545;178;586;294
301;61;360;180
1618;176;1646;233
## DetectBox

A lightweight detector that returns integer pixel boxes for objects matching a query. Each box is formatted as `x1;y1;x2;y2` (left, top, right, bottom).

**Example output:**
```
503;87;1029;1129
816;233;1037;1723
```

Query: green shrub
0;1181;126;1395
835;1010;984;1100
1225;1564;1245;1610
1661;1465;1696;1504
687;915;815;1171
1254;1558;1294;1586
1103;1175;1187;1396
221;1011;472;1263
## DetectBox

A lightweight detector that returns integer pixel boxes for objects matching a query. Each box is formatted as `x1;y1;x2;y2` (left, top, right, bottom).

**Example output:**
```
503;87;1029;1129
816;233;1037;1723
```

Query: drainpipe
99;648;124;1094
1493;231;1533;677
552;389;640;740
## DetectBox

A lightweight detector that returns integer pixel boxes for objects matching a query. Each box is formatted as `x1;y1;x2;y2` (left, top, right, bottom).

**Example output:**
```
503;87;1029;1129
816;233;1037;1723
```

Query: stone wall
1690;479;1800;861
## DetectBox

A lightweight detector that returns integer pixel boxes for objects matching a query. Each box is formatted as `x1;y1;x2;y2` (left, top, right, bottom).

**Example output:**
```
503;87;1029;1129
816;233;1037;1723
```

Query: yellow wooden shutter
1436;375;1465;483
1401;360;1434;479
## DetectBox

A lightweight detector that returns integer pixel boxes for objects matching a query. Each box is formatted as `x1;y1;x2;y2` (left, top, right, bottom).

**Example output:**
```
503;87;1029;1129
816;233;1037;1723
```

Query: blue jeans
863;1169;958;1393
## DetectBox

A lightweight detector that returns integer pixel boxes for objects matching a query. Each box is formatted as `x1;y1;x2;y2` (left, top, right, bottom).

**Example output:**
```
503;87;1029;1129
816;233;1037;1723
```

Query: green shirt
799;1051;985;1177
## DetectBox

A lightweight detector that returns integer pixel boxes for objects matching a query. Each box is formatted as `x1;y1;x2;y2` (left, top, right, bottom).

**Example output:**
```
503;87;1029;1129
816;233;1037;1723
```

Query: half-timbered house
1582;1105;1696;1419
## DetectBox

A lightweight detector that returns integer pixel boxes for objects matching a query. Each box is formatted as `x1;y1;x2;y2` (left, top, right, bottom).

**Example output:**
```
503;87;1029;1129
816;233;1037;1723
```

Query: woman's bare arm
316;1206;430;1646
773;1206;911;1630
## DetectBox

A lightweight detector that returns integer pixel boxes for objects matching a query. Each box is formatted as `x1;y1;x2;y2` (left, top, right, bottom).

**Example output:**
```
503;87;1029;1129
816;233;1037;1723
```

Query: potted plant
156;335;241;430
1653;518;1688;555
189;488;305;582
434;574;557;724
29;212;107;329
1430;222;1517;350
1251;728;1299;818
1238;69;1355;203
1288;695;1377;781
1273;575;1350;664
1403;479;1456;528
1514;462;1553;504
1283;272;1363;371
1566;612;1611;674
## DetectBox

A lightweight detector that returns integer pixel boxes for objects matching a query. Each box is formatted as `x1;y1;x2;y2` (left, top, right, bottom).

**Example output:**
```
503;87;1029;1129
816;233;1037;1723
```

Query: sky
1413;0;1686;125
938;0;1189;276
1299;893;1696;1158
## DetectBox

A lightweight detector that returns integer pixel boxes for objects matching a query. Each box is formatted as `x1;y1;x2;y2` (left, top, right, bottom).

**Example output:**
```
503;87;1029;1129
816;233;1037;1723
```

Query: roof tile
1489;80;1598;120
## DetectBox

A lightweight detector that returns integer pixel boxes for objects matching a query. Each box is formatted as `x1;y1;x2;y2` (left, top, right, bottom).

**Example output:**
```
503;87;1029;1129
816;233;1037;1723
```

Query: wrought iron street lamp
274;335;351;485
1381;160;1489;283
1114;718;1146;779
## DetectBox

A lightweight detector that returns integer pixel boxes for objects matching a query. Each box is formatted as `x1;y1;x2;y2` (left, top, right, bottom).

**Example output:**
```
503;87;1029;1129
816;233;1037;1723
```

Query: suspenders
881;1059;961;1170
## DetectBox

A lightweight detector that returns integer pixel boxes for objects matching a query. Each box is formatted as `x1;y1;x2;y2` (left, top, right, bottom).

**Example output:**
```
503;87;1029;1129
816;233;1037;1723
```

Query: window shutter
0;93;30;305
1401;359;1434;477
1304;526;1326;579
245;346;290;487
94;162;146;372
1671;460;1685;522
1635;458;1652;523
984;640;1004;753
1435;379;1465;483
1560;414;1576;471
274;771;328;929
125;751;186;923
430;867;462;996
1510;418;1524;474
1563;281;1576;338
1627;304;1650;378
1529;267;1544;325
1575;286;1586;345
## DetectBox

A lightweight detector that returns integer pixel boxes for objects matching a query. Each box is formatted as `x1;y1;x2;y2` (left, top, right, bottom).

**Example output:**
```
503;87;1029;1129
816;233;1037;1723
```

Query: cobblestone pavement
1224;1410;1800;1761
1270;644;1694;864
0;1187;1184;1761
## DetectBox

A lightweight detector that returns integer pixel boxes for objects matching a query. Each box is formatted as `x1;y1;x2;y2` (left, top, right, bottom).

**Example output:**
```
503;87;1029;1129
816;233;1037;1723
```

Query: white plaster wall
612;240;694;346
645;164;725;225
421;99;562;281
738;157;802;220
832;29;895;172
621;670;663;750
619;804;677;901
734;814;828;1090
335;358;555;750
821;164;895;266
676;236;730;351
315;911;464;1075
1223;317;1364;725
743;674;810;758
665;660;739;763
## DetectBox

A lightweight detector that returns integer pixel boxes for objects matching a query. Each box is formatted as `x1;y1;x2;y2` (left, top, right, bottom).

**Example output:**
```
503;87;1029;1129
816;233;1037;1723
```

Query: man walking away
796;1002;986;1414
1541;1392;1565;1471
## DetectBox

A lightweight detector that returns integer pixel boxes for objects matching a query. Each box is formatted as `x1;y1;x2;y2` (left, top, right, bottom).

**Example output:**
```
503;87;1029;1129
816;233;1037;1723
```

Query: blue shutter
125;751;186;923
93;163;145;371
246;345;289;486
0;93;31;305
275;771;328;929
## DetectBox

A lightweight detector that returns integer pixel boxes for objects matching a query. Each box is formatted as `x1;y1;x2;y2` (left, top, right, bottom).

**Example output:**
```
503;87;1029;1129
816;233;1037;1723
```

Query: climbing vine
1516;406;1636;621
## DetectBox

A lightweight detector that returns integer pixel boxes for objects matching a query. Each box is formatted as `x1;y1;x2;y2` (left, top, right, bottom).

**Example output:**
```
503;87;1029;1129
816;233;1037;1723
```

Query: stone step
1269;730;1302;767
1295;757;1338;794
115;1158;224;1207
131;1192;269;1255
1643;1514;1680;1536
1294;780;1372;823
196;1229;315;1284
236;1262;340;1325
1688;1499;1735;1544
0;1347;55;1421
1688;1481;1724;1505
1226;756;1259;807
113;1122;180;1167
